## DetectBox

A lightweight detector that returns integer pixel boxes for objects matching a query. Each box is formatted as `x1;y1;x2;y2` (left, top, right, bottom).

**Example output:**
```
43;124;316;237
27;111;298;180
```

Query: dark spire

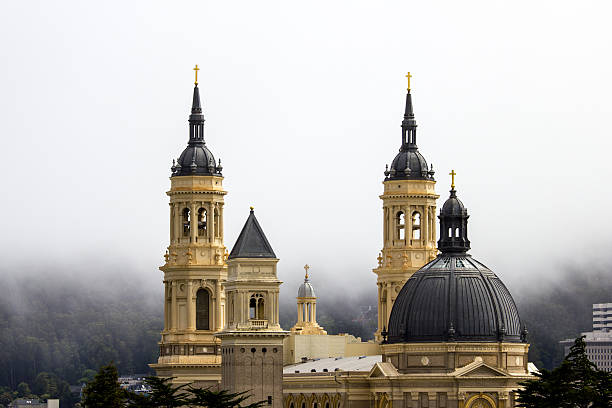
401;90;418;150
228;207;276;259
438;171;470;254
188;84;205;145
385;75;435;181
170;69;222;177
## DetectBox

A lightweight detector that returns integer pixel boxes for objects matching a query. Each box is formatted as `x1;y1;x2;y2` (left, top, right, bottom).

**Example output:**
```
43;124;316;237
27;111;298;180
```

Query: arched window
396;211;405;240
197;208;207;236
448;227;452;237
257;297;265;320
412;212;421;240
196;289;210;330
182;208;191;237
455;227;460;237
249;297;257;319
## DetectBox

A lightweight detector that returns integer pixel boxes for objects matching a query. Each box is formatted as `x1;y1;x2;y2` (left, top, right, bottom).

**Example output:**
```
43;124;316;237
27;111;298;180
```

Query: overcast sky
1;0;611;303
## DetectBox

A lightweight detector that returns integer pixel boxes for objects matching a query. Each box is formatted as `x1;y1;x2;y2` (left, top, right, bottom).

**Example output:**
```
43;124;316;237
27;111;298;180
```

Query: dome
170;84;223;177
387;184;526;344
441;193;466;215
298;279;316;298
383;90;435;181
387;254;525;343
387;148;434;180
172;144;221;177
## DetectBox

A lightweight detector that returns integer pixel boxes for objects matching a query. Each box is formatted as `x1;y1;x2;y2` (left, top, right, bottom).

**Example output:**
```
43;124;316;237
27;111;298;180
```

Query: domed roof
387;254;525;343
171;84;223;177
388;148;434;180
298;280;316;298
173;144;221;177
386;183;526;344
441;192;466;215
384;90;435;181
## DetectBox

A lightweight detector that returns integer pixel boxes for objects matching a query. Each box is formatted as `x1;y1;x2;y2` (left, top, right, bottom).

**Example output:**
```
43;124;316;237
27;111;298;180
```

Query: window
250;294;265;320
455;227;460;237
250;298;257;319
412;212;421;239
197;208;207;236
397;211;405;240
182;208;191;237
196;289;210;330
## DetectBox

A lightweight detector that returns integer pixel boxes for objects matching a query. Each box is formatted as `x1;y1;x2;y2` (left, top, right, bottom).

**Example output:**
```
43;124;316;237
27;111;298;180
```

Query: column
219;204;224;240
163;282;169;330
215;280;222;330
297;302;303;323
173;203;181;243
423;205;429;248
313;302;317;324
209;202;214;242
187;281;194;330
386;282;392;329
377;283;382;333
169;204;174;243
171;281;178;330
190;203;197;243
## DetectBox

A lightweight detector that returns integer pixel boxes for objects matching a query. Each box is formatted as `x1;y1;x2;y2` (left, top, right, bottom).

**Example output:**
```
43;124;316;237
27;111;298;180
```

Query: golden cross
449;169;456;189
304;264;310;279
405;72;412;91
193;64;200;85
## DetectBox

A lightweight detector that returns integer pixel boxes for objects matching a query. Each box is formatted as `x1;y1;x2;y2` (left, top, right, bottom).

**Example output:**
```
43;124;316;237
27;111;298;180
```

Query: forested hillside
0;263;609;407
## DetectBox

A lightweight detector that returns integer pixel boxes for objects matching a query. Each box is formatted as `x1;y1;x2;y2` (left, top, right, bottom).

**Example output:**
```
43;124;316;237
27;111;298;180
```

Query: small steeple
189;82;205;145
228;208;276;259
401;72;418;150
438;170;471;254
385;73;434;181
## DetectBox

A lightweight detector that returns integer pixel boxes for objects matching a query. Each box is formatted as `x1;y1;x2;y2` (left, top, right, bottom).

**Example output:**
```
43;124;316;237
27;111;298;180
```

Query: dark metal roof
387;254;525;343
171;85;223;177
438;187;470;254
228;209;276;259
387;185;527;344
384;91;435;181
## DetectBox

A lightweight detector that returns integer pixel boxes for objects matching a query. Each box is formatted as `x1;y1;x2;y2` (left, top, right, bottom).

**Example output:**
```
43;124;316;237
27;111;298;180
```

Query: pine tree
517;336;612;408
81;362;125;408
187;386;267;408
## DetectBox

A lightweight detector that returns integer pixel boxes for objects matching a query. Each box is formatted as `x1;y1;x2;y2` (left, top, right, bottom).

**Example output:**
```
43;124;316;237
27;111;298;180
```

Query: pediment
453;361;509;377
368;362;399;378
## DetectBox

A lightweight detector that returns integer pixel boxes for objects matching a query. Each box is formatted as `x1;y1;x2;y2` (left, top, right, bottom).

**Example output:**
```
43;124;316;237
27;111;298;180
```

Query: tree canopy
517;336;612;408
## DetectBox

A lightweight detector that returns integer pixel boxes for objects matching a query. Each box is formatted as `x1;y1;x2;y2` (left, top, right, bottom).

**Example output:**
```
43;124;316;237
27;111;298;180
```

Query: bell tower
217;208;288;408
151;68;227;387
373;75;439;342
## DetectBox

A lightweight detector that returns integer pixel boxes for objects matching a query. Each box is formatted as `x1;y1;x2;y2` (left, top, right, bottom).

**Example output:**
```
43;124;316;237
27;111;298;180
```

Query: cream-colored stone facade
283;342;531;408
217;248;288;408
374;179;439;342
283;334;381;365
150;174;227;387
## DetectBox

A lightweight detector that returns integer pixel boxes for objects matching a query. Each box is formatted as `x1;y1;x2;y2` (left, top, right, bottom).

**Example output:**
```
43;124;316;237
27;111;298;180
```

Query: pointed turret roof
228;208;276;259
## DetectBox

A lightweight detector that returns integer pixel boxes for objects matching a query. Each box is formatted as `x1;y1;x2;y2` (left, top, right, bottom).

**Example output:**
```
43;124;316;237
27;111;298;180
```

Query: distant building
8;399;59;408
560;303;612;372
284;268;380;365
593;303;612;332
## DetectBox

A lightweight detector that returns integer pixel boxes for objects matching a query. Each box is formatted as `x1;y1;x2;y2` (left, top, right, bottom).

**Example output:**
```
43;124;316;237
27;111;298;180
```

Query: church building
152;68;533;408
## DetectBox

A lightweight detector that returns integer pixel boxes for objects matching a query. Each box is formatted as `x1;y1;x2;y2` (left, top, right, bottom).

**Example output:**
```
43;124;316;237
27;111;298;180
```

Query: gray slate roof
228;209;276;259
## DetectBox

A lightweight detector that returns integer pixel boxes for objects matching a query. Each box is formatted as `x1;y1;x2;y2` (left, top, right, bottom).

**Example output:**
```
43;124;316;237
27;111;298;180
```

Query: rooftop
283;355;381;374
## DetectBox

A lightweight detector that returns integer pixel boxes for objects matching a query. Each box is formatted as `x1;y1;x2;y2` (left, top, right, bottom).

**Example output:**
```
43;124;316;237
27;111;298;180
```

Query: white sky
1;0;611;302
